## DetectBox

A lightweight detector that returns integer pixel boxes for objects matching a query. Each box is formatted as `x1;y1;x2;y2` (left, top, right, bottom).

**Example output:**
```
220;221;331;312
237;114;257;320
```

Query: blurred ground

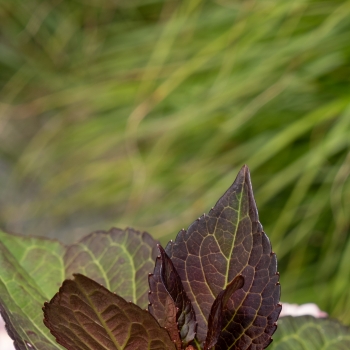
0;0;349;326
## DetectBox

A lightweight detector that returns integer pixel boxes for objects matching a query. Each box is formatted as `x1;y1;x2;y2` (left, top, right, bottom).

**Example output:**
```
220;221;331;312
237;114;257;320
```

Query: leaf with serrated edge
43;274;176;350
204;275;244;350
164;295;182;350
148;256;169;322
158;244;197;345
65;227;158;308
270;316;350;349
166;165;281;348
148;258;182;349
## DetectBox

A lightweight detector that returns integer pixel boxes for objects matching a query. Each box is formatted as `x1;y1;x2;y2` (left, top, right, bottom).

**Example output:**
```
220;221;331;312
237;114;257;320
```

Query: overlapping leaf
0;228;158;349
159;244;197;345
166;165;281;348
148;254;182;350
204;275;244;350
65;227;158;308
163;295;182;350
270;316;350;349
0;239;62;350
43;274;176;350
148;245;197;348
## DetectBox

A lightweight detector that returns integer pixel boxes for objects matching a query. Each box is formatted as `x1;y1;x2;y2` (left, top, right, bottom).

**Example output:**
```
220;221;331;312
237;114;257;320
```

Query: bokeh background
0;0;349;326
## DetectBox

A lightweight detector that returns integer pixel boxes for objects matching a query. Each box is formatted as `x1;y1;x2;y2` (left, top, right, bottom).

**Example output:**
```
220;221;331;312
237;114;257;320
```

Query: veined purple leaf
159;244;197;345
148;257;182;349
149;244;197;347
164;295;183;350
166;165;281;348
43;274;177;350
204;275;244;350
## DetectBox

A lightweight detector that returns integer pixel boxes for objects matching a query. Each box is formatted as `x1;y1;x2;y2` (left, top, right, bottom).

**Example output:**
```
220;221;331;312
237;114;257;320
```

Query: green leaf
0;241;62;350
0;227;158;349
270;316;350;349
65;227;158;308
43;274;177;350
0;231;65;300
166;165;281;347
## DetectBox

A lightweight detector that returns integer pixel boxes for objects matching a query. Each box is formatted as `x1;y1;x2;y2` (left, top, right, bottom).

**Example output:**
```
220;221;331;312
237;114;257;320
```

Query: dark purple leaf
148;257;182;349
166;165;281;348
204;275;244;350
149;244;197;346
43;274;176;350
163;295;183;350
148;256;169;323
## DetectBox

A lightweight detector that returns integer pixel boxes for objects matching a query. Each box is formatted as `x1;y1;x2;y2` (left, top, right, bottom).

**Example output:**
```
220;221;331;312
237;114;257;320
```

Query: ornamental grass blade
43;274;176;350
166;165;281;347
204;275;244;350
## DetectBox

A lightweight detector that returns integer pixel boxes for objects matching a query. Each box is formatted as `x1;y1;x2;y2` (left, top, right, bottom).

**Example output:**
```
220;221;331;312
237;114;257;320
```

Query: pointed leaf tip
166;167;280;347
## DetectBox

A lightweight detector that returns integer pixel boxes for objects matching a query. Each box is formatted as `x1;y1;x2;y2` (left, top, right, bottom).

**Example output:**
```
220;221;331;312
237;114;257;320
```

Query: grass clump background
0;0;349;326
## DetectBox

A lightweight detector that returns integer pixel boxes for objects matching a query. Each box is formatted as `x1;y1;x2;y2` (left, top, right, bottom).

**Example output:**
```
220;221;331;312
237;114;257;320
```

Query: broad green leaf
166;165;281;347
65;227;158;308
0;242;62;350
0;227;158;349
43;274;177;350
0;231;65;300
270;316;350;349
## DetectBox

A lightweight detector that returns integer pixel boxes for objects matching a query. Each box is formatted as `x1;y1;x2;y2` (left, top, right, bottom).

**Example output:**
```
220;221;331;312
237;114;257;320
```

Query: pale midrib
20;245;65;300
120;243;137;304
76;287;122;350
224;189;243;287
185;185;245;336
81;245;111;290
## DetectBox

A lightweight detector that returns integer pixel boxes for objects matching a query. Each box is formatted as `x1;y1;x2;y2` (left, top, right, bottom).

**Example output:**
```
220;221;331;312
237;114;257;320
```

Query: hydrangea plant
0;166;349;350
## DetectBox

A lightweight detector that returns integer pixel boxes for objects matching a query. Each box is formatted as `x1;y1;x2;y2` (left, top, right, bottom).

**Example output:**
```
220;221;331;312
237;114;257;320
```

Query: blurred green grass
0;0;350;324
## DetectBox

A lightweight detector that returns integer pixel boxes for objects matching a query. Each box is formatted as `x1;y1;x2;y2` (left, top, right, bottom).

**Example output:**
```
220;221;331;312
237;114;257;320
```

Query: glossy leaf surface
270;316;350;349
166;165;281;347
0;228;158;349
43;274;176;350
